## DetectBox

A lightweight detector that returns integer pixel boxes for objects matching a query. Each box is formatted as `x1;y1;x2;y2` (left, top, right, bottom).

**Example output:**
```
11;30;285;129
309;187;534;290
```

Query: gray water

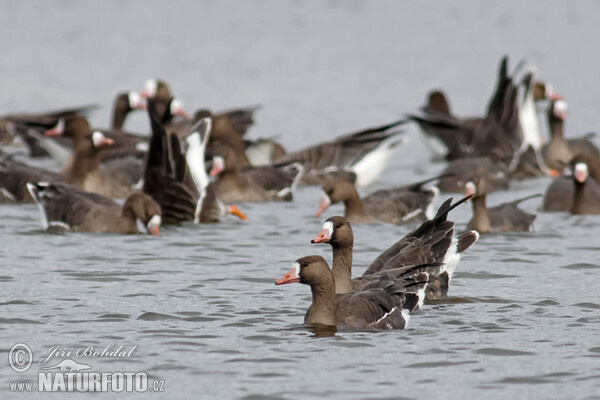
1;1;600;399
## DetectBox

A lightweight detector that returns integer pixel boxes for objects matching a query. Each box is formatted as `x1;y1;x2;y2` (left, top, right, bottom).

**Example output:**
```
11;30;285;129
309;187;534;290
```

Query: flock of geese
1;55;599;331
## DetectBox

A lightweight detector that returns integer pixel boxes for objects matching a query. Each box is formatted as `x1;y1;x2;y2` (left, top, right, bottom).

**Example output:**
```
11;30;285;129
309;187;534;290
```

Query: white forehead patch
575;162;588;177
92;131;108;147
170;98;183;115
465;181;476;193
322;221;334;236
144;79;157;97
292;262;301;278
554;100;568;115
128;92;143;108
213;156;225;170
147;215;162;228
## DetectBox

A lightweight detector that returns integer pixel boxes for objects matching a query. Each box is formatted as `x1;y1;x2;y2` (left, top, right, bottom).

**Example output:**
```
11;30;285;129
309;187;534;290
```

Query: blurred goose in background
464;180;540;233
0;105;97;155
27;182;161;235
315;174;447;224
438;56;521;193
275;255;429;330
0;156;64;203
45;115;143;198
542;99;600;172
142;100;247;223
543;154;600;212
110;91;146;130
274;119;407;187
569;160;600;215
209;144;303;203
311;196;479;301
407;90;481;161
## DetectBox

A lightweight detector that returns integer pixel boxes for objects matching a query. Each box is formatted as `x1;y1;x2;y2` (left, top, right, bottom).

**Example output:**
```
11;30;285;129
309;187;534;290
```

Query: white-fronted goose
311;196;479;301
27;182;161;235
315;174;447;224
543;154;600;212
0;156;64;203
142;99;247;223
274;120;406;187
2;105;97;156
45;115;143;198
195;106;287;166
110;91;146;130
542;99;600;172
438;56;521;193
407;90;481;161
570;161;600;215
275;255;428;330
464;181;540;233
209;145;303;203
140;78;171;100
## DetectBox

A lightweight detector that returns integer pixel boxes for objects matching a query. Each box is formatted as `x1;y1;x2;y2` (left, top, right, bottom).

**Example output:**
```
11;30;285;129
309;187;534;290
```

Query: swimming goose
543;154;600;212
209;145;303;203
570;161;600;215
542;99;600;172
311;196;479;301
464;181;540;233
142;99;247;223
110;91;146;130
27;182;161;235
407;90;481;161
438;56;521;193
45;115;143;198
275;255;428;330
274;120;406;187
0;156;64;203
315;174;447;223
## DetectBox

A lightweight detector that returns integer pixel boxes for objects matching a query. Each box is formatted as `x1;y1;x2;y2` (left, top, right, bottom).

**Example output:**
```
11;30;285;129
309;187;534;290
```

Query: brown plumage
542;99;600;171
27;182;161;235
210;145;303;203
570;161;600;215
407;90;481;160
543;154;600;212
275;255;427;330
311;196;479;302
273;119;406;186
464;180;539;234
142;99;247;223
0;156;64;203
315;174;446;224
46;115;143;198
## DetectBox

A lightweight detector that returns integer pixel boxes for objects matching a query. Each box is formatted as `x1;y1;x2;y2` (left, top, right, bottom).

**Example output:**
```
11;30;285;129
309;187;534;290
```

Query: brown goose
27;182;161;235
315;174;447;224
209;145;303;203
140;78;171;100
407;90;481;160
570;161;600;215
311;196;479;301
275;255;428;330
46;115;143;198
0;156;64;203
273;120;406;187
195;106;287;166
543;154;600;212
464;181;540;233
438;56;521;193
542;99;600;172
110;91;146;130
142;99;247;223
